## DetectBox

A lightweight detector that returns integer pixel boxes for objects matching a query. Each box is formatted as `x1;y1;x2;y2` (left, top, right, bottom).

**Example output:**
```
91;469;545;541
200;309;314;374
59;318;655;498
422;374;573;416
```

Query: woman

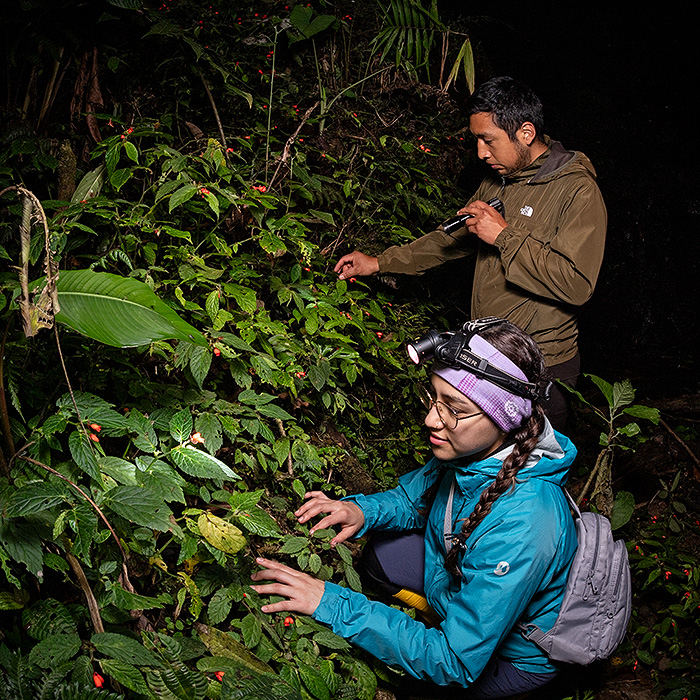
251;319;578;698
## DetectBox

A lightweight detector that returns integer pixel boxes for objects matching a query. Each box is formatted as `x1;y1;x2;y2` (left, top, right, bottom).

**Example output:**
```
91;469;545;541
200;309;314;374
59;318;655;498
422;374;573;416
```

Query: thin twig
268;102;319;191
66;551;105;634
274;418;294;476
197;67;230;164
17;452;134;592
0;321;14;473
659;417;700;480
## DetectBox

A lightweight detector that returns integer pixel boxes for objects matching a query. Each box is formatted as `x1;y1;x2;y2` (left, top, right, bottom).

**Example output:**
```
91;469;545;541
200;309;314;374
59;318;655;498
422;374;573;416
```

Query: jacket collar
504;135;578;184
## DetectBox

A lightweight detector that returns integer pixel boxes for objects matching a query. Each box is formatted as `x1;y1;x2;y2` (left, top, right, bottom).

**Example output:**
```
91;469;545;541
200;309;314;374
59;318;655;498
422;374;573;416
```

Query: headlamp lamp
407;317;545;401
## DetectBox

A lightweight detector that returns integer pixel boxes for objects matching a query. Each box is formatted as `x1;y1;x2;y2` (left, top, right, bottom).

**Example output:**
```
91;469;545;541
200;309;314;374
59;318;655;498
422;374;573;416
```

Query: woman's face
424;375;506;462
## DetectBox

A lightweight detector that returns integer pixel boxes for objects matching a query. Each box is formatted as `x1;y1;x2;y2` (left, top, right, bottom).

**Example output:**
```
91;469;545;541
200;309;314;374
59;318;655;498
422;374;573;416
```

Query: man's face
469;112;533;176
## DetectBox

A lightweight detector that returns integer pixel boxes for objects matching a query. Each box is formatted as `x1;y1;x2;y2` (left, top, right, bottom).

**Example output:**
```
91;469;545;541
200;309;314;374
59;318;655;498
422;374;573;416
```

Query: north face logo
520;206;534;217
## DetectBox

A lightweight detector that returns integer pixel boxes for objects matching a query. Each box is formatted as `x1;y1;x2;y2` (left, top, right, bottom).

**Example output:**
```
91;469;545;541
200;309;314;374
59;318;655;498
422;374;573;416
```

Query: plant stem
66;551;105;634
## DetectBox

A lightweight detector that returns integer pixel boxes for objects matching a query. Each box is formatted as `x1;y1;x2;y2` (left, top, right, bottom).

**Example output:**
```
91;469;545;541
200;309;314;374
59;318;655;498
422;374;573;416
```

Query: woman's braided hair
442;321;548;576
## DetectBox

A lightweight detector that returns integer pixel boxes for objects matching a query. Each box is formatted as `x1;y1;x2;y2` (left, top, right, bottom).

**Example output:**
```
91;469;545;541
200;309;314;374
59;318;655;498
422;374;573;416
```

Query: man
333;76;607;430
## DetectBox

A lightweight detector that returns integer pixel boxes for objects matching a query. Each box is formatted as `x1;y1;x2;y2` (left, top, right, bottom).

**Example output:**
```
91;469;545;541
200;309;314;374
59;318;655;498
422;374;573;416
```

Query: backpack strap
518;487;579;643
443;477;457;553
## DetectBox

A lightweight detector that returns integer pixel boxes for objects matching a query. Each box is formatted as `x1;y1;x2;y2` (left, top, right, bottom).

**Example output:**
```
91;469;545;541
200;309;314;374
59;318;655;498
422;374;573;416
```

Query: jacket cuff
312;581;348;626
341;494;377;537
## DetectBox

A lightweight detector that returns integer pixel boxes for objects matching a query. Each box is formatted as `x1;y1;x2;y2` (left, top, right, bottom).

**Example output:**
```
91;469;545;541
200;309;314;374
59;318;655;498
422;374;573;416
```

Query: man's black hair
466;76;545;143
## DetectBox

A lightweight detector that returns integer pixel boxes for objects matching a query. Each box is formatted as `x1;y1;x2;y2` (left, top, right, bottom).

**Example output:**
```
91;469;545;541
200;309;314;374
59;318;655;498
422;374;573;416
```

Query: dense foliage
0;1;698;699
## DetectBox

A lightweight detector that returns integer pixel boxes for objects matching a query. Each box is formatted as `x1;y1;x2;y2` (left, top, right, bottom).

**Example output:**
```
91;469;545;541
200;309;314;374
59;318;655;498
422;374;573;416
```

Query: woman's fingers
250;558;325;615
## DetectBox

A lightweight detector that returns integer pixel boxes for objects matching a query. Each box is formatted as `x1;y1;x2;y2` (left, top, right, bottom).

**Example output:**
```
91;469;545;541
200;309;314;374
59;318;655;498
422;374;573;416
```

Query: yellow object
393;588;442;627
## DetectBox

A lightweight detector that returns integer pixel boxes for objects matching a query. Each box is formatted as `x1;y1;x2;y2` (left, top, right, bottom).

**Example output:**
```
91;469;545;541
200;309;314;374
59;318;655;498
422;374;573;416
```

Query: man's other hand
334;251;379;280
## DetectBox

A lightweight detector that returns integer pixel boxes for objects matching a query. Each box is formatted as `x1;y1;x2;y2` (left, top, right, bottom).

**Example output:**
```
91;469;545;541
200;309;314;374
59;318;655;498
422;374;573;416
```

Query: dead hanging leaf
1;186;60;337
197;513;246;554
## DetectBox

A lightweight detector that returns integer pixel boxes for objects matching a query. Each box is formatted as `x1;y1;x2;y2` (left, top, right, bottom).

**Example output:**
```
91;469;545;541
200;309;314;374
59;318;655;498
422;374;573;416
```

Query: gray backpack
519;490;632;665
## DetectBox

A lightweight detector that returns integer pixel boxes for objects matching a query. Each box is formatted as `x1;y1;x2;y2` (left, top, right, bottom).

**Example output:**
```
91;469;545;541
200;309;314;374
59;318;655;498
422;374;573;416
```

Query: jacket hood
450;418;576;488
505;135;597;185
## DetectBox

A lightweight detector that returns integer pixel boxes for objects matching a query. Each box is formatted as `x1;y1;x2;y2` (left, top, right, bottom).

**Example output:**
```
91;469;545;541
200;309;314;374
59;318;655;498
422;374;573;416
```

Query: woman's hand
250;558;325;616
295;491;365;546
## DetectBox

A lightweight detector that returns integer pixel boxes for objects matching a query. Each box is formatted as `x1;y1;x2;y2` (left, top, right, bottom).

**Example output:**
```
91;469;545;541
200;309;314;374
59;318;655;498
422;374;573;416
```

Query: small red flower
190;432;205;444
89;433;100;443
93;672;105;688
284;616;294;627
89;423;102;432
215;671;225;681
213;348;221;356
252;184;267;192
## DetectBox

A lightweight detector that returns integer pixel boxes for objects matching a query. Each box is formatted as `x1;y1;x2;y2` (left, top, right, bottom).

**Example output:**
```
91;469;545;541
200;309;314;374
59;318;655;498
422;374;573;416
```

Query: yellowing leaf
197;513;246;554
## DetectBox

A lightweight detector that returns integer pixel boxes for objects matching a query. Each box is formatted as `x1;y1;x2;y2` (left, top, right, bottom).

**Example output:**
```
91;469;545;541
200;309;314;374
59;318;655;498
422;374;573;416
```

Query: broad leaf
45;270;207;347
92;632;164;667
27;633;81;668
197;513;246;554
170;445;239;480
105;485;174;531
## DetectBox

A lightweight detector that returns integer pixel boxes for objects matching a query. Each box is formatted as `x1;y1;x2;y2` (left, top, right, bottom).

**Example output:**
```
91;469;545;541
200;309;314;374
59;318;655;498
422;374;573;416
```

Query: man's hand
457;200;508;245
295;491;365;546
334;251;379;280
250;558;325;615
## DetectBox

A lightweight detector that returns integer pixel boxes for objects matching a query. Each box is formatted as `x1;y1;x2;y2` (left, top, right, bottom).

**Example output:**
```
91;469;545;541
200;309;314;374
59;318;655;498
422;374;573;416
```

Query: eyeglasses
418;385;484;430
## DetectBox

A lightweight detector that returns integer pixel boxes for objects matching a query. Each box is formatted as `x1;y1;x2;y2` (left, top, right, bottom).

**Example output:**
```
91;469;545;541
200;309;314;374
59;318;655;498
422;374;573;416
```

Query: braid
444;404;546;576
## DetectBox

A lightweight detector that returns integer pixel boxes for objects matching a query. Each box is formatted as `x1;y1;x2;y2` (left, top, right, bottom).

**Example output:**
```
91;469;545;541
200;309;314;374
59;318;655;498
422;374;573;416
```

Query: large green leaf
48;270;207;348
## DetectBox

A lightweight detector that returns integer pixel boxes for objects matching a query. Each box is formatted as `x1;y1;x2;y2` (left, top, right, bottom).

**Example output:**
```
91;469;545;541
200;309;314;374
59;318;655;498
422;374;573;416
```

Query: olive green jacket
377;138;607;366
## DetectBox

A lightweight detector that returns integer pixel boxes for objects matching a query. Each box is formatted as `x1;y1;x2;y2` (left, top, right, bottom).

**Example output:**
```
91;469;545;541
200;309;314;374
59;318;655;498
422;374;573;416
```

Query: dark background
441;2;698;400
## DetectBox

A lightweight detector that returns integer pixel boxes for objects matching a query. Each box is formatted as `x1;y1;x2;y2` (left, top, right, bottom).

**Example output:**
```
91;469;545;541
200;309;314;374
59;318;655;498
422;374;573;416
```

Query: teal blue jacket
312;423;578;687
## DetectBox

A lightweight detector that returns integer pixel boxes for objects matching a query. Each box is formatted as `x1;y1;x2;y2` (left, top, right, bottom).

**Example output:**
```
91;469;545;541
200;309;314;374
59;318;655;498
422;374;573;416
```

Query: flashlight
407;330;450;365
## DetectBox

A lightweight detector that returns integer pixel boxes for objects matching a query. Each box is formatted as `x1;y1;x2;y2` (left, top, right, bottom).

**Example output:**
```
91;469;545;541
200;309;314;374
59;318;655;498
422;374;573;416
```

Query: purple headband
433;334;532;432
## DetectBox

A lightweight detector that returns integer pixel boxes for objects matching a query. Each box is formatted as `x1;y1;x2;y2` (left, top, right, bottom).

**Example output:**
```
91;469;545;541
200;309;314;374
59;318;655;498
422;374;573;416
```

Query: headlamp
407;317;545;402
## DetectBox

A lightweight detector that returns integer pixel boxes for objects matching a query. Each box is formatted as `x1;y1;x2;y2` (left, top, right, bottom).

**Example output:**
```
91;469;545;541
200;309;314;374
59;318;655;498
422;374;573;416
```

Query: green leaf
71;164;105;204
194;413;223;455
99;456;138;485
308;360;331;391
298;661;330;700
234;506;281;538
611;490;635;530
170;445;240;480
92;632;164;667
195;623;274;675
240;613;262;649
585;374;614;407
23;599;78;640
0;520;44;579
136;458;186;503
170;408;194;443
5;482;66;516
105;485;174;531
44;270;207;347
27;633;81;668
100;659;150;695
623;404;661;424
110;583;169;611
312;629;350;651
612;379;635;410
68;429;101;481
189;346;212;389
147;666;208;700
208;588;232;625
169;183;198;211
110;167;132;191
278;536;308;555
